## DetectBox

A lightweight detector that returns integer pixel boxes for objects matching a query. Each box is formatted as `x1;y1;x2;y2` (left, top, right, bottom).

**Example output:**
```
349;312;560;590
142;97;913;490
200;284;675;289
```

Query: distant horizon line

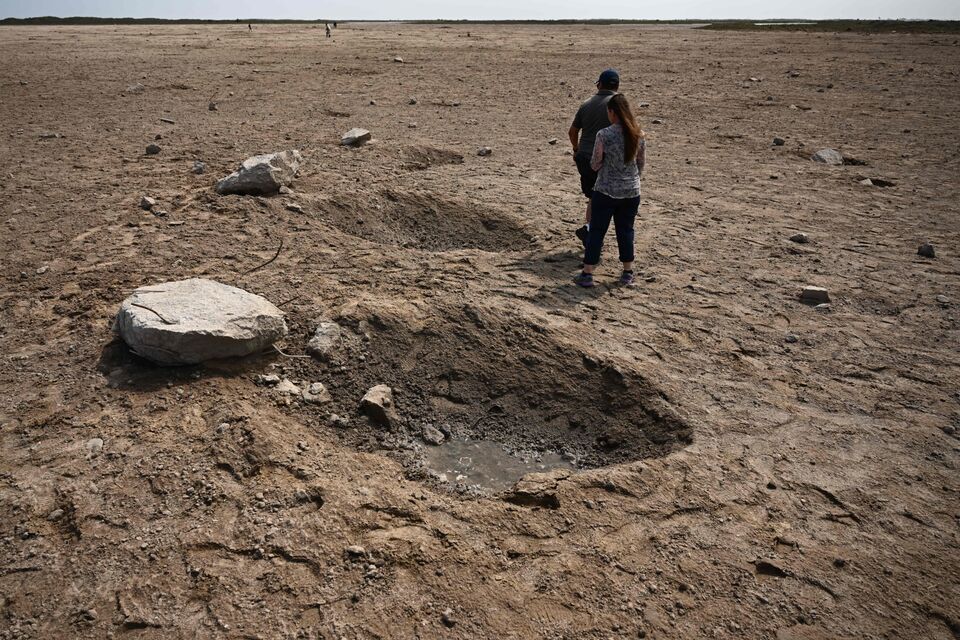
2;16;959;23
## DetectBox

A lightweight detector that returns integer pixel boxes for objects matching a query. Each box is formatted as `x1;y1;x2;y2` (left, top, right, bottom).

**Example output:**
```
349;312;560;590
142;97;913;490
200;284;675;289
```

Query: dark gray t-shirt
572;90;616;160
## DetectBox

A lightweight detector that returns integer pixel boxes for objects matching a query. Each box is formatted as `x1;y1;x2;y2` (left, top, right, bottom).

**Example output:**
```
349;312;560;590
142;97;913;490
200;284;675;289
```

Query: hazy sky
2;0;958;20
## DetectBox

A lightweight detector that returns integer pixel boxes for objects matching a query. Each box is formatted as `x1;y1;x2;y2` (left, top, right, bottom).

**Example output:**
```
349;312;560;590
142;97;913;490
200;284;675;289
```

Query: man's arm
568;125;580;155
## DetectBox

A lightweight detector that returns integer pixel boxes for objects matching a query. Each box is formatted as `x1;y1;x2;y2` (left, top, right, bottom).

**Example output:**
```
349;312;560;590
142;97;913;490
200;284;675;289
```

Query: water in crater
423;438;574;492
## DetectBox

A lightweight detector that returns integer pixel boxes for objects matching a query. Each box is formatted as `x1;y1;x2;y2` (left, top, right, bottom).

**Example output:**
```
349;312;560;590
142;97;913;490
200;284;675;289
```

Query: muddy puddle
423;438;574;492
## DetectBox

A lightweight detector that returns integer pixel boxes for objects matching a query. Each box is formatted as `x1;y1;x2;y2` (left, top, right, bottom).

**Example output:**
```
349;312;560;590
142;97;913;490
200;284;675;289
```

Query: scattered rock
859;178;874;186
918;243;936;258
306;321;343;360
504;469;570;509
341;128;372;147
126;83;145;94
637;101;651;107
789;232;809;244
208;101;218;111
785;334;799;343
441;608;456;628
47;508;65;521
36;266;49;275
191;160;206;174
935;295;949;305
286;203;304;213
113;278;288;365
651;118;664;124
422;425;445;446
787;69;801;78
773;137;786;146
303;382;332;404
38;132;62;139
159;117;175;124
274;379;301;395
393;56;404;63
360;384;397;428
548;138;558;145
345;545;366;557
87;437;104;457
139;196;157;211
800;286;830;305
256;373;281;386
408;97;418;105
215;150;302;196
811;148;843;165
814;303;832;313
369;99;377;106
145;143;162;155
408;122;418;128
477;147;492;156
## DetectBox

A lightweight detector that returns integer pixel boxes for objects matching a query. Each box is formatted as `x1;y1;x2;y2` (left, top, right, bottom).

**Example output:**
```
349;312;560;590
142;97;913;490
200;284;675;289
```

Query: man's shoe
573;272;595;288
575;224;589;248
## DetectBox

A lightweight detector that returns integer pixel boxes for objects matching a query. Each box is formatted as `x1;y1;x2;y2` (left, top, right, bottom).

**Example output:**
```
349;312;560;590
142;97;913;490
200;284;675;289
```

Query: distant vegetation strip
1;17;958;33
700;20;960;33
0;16;330;25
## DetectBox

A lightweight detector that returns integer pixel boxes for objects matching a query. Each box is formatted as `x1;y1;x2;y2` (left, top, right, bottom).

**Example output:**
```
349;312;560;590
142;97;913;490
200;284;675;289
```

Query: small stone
800;286;830;305
341;128;372;147
785;334;798;343
918;243;936;258
208;102;218;111
191;161;206;175
814;303;832;313
811;148;843;165
145;144;161;155
935;295;949;305
256;373;281;386
441;608;456;628
303;382;332;404
789;232;809;244
286;203;304;213
477;147;492;157
651;118;664;124
330;414;351;429
87;438;104;456
369;99;377;106
215;150;302;196
139;196;156;211
345;545;366;557
36;266;49;275
408;122;418;128
637;102;650;107
548;138;558;145
393;57;404;63
307;321;343;360
860;178;874;186
360;385;397;428
126;83;145;94
274;379;301;395
422;425;445;446
160;118;176;124
408;97;418;105
47;509;65;521
773;137;785;146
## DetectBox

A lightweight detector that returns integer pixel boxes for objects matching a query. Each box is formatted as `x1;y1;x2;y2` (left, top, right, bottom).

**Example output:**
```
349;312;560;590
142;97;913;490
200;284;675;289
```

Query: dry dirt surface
1;22;958;640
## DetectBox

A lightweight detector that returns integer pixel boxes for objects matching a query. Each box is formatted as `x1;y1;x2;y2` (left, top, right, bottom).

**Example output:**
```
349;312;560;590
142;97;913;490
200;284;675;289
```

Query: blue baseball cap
597;69;620;85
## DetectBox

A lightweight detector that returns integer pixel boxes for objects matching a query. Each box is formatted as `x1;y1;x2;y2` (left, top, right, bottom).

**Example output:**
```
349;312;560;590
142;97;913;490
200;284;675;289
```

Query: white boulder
215;150;302;196
113;278;288;365
811;149;844;165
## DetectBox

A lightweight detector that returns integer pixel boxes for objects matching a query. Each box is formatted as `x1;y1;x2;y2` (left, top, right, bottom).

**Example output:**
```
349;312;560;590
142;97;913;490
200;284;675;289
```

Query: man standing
569;69;620;247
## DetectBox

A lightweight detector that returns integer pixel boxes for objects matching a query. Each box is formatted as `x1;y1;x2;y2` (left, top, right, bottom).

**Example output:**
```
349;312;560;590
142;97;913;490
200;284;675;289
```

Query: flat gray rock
341;128;372;146
113;278;288;365
811;148;844;165
360;384;396;428
800;286;831;305
215;150;302;196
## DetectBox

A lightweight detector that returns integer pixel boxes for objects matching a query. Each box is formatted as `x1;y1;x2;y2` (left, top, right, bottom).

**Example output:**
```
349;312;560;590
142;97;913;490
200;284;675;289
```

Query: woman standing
574;94;646;287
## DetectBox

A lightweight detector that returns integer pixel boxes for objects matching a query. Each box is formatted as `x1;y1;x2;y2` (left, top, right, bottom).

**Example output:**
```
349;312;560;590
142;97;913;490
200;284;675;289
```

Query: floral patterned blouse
590;123;645;199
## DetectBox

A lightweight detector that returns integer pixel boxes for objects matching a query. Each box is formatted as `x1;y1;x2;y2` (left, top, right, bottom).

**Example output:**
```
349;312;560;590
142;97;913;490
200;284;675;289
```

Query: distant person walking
569;69;620;248
325;23;332;38
574;94;646;288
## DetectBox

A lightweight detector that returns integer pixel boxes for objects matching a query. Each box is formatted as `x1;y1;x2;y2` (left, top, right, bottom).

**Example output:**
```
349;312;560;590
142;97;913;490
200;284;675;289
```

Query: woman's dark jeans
584;192;640;266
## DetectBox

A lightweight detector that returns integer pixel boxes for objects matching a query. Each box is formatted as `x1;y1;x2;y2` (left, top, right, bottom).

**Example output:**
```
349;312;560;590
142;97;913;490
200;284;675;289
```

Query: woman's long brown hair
607;94;644;163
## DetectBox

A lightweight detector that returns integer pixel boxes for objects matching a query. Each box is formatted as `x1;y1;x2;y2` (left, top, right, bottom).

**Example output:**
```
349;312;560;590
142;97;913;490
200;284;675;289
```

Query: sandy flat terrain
0;22;958;639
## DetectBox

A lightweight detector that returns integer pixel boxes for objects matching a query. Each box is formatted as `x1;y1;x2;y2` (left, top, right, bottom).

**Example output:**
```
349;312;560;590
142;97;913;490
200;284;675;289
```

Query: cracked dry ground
1;22;958;640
